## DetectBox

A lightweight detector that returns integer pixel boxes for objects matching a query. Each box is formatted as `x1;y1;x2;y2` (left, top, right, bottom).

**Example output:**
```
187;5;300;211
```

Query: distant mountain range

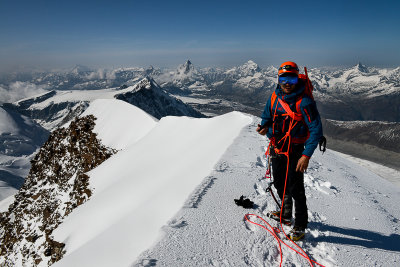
0;60;399;176
2;60;399;122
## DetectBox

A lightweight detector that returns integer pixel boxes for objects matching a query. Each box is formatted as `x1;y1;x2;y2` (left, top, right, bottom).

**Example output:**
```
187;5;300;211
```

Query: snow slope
79;99;158;150
1;97;399;266
52;100;252;267
51;102;400;266
133;119;400;267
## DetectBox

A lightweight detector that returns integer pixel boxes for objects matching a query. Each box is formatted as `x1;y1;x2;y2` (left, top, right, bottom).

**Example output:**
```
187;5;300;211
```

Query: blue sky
1;0;399;71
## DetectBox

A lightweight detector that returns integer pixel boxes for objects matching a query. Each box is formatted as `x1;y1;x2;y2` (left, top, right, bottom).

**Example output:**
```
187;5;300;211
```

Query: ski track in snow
133;119;400;267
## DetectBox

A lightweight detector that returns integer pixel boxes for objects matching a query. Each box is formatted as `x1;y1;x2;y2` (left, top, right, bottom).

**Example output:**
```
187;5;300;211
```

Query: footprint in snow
136;258;157;267
184;176;216;208
215;161;229;172
255;156;265;167
304;174;339;195
167;218;188;229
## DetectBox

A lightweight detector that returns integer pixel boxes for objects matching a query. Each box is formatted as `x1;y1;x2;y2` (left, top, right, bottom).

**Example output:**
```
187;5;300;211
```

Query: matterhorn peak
354;62;369;73
177;60;194;75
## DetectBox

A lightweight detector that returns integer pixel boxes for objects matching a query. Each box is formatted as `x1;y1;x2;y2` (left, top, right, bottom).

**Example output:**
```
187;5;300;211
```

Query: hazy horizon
1;59;398;75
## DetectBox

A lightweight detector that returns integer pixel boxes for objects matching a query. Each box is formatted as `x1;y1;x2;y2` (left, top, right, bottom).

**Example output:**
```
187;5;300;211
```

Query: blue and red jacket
260;82;323;158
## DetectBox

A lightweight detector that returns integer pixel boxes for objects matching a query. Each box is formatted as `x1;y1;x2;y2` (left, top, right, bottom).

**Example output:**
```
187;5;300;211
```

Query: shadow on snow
309;221;400;253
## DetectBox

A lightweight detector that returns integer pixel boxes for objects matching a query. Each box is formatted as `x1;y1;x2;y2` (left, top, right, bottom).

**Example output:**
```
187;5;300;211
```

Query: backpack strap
270;91;277;114
295;96;302;114
277;98;303;121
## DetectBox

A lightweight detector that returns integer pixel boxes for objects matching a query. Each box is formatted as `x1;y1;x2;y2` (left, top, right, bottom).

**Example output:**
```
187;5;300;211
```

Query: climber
256;61;323;241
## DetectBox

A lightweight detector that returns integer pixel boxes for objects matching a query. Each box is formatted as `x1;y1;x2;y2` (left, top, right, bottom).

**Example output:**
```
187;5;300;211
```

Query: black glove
234;195;254;209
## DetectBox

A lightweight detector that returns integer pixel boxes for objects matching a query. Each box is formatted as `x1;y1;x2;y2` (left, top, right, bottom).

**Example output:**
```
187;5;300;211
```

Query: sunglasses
278;75;298;85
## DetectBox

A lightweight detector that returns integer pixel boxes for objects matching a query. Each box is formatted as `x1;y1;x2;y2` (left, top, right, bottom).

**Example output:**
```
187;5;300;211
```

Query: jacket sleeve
300;98;323;158
260;94;273;139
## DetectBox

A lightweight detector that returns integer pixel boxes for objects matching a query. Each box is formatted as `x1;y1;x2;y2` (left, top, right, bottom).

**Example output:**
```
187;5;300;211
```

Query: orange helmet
278;61;299;76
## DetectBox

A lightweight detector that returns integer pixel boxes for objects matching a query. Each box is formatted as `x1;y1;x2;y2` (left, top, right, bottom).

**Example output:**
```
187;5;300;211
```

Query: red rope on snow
244;213;325;267
244;214;284;266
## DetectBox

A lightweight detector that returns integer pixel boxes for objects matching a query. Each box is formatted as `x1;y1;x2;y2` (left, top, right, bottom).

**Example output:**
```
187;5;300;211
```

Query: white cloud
0;82;48;104
86;69;106;80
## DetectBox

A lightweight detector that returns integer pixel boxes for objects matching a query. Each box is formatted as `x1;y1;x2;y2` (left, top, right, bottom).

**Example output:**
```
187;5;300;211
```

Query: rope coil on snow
244;214;325;267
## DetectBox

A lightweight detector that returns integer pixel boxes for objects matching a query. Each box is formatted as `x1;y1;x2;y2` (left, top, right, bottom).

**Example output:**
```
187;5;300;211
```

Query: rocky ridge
115;77;204;119
2;77;203;131
0;115;116;266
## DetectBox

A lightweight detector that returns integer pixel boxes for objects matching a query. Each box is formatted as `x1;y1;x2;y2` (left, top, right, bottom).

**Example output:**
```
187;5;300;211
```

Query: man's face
281;83;296;94
279;74;298;94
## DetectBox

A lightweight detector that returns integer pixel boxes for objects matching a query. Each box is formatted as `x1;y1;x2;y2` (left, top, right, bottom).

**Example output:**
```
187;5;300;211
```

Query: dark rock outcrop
115;77;204;119
0;115;116;266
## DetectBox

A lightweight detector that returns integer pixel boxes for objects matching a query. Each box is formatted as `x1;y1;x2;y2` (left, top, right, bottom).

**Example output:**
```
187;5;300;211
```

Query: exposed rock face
0;115;116;266
115;77;204;119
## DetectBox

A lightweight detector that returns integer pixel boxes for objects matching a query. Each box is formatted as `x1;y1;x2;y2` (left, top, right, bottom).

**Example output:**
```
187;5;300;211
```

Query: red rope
244;214;284;266
244;214;325;267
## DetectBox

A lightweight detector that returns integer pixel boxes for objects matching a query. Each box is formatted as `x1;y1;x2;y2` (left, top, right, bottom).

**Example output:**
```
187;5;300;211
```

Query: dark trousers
271;144;308;228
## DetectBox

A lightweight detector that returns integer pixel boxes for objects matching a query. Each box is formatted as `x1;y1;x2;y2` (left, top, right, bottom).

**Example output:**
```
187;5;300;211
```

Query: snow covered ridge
79;99;158;150
50;107;252;267
2;77;203;131
0;114;116;266
0;99;252;266
1;98;400;266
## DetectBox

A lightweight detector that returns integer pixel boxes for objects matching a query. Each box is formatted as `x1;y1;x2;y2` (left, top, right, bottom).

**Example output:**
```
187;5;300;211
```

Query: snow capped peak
125;77;160;93
224;60;262;78
243;59;258;68
265;65;278;72
353;62;369;73
144;65;154;74
114;77;204;119
143;65;161;77
238;60;260;74
176;60;195;75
